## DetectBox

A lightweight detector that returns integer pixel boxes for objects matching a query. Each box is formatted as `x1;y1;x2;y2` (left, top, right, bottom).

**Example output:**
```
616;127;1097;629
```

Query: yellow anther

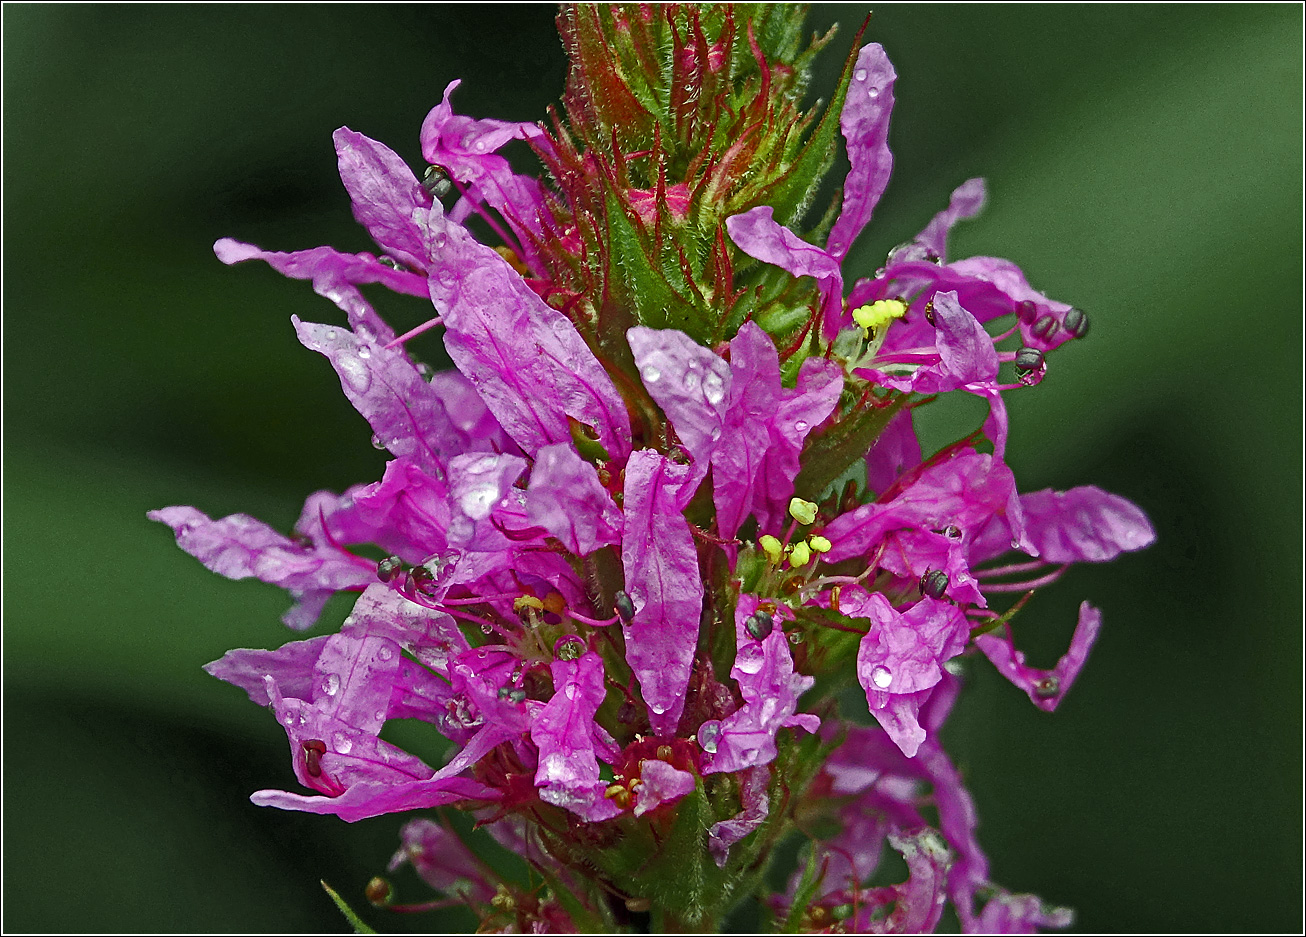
808;535;832;553
789;498;818;526
789;541;812;568
513;595;545;613
852;299;907;331
758;535;784;565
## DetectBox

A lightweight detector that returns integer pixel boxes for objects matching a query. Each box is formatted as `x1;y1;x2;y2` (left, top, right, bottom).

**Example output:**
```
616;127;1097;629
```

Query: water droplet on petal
684;370;700;390
377;645;394;662
564;684;578;701
356;346;371;359
375;709;387;722
479;622;493;635
871;665;893;689
697;720;722;754
641;365;661;384
702;372;725;405
793;419;809;433
332;732;354;754
434;234;447;250
855;68;868;81
324;329;338;341
337;357;371;393
370;434;387;450
868;87;880;99
320;673;341;697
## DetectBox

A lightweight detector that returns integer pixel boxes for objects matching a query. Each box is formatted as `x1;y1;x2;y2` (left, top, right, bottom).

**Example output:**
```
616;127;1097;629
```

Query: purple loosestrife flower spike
158;10;1156;931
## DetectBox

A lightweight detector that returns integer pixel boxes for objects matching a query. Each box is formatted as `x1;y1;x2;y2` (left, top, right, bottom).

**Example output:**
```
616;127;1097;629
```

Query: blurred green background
4;4;1300;932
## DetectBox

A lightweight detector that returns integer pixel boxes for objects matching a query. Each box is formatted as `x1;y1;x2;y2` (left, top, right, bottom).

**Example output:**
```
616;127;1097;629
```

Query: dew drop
684;370;700;390
697;719;722;754
325;329;338;341
434;234;447;250
793;419;809;433
356;346;371;359
480;622;494;635
337;357;371;393
375;709;387;723
332;732;354;754
788;631;805;645
377;645;394;662
702;372;725;405
871;665;893;689
320;673;341;697
855;68;868;81
641;364;662;384
868;87;880;100
473;139;487;152
355;324;375;344
564;684;578;701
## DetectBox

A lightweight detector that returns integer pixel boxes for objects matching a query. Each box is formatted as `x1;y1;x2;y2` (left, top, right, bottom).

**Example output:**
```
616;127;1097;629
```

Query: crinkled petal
976;602;1102;712
973;890;1074;934
865;407;922;497
250;775;497;823
531;651;608;799
726;206;844;339
334;128;432;270
852;829;952;933
389;818;498;902
1020;486;1157;562
204;636;331;707
344;583;468;678
628;326;731;471
915;177;986;264
446;452;528;549
525;442;623;555
295;318;494;478
620;450;703;736
705;595;816;774
148;505;373;630
632;760;696;818
213;238;429;305
303;460;450;564
945;256;1079;352
421;202;631;460
707;764;771;868
827;43;897;262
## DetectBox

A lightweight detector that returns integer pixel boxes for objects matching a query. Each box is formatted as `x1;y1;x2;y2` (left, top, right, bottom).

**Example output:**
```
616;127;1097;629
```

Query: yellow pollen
852;299;907;331
809;535;832;553
758;535;784;565
789;541;812;568
789;498;818;526
513;595;544;613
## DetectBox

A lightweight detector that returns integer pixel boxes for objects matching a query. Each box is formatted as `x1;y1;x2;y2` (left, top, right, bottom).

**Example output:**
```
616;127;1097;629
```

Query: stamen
383;315;445;349
982;564;1070;593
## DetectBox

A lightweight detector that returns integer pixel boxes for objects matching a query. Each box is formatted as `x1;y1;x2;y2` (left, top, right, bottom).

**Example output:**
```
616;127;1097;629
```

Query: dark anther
1013;347;1044;373
614;590;636;623
1014;300;1039;324
1032;315;1059;341
745;610;775;641
1062;307;1090;339
1033;675;1061;699
498;685;527;703
923;298;937;326
302;738;327;778
376;555;404;583
920;569;950;600
423;165;453;200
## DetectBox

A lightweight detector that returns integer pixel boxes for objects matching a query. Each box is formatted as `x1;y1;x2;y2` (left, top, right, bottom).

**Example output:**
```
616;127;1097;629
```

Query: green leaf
320;880;376;935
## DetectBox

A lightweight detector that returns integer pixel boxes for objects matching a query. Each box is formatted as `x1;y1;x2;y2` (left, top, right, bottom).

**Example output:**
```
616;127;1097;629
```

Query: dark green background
4;4;1301;932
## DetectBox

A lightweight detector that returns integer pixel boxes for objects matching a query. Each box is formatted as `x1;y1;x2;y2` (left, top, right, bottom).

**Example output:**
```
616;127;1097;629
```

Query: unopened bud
365;876;393;906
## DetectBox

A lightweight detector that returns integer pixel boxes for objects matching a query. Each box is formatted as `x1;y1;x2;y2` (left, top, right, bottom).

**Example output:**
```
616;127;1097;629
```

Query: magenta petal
388;818;497;902
915;178;987;264
446;452;528;548
213;238;428;303
725;206;844;338
250;775;497;823
628;326;731;470
707;764;771;868
532;651;623;821
865;408;922;498
422;204;631;461
204;637;331;707
947;256;1078;352
632;760;696;818
1020;486;1157;562
344;583;468;679
932;291;1000;385
852;829;952;933
334;127;432;271
976;602;1102;713
620;450;703;736
974;890;1074;934
294;318;487;478
826;43;897;262
705;595;816;775
309;460;450;564
713;323;842;537
525;442;623;555
148;505;373;630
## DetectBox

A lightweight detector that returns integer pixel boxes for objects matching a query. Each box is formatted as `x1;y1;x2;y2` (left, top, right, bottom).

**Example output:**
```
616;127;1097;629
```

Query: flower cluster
153;7;1153;932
